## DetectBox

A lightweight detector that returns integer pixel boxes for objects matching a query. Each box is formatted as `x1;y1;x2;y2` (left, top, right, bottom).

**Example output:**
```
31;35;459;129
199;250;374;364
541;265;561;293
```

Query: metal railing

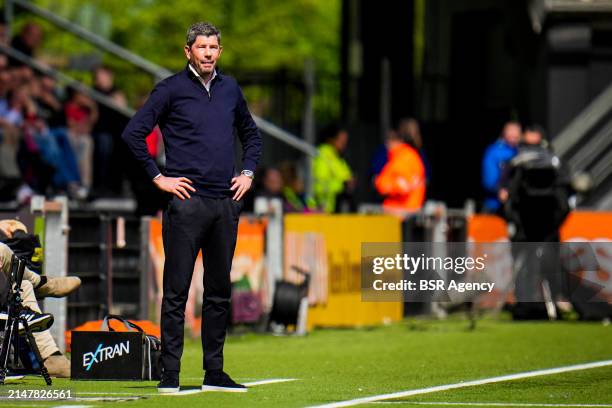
552;82;612;157
551;81;612;208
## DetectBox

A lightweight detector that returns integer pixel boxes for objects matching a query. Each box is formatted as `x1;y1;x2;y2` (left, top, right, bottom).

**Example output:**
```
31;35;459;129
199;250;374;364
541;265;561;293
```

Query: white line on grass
371;402;612;407
53;405;92;408
1;405;54;408
182;377;262;381
308;359;612;408
74;378;297;397
244;378;297;387
165;377;297;396
71;397;144;402
78;392;157;396
9;378;297;407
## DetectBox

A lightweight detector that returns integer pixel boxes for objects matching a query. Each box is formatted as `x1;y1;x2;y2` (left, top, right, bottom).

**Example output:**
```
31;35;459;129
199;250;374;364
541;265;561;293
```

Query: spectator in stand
1;67;19;95
481;121;521;213
247;164;313;213
10;81;80;197
92;65;129;196
0;20;8;46
9;23;43;67
397;117;431;183
247;166;282;212
0;69;7;105
0;54;7;71
16;66;35;85
0;69;29;201
375;129;426;213
64;89;97;192
312;123;354;213
279;161;316;212
4;86;41;191
0;70;21;182
4;87;30;127
255;166;283;200
35;75;65;128
29;80;81;192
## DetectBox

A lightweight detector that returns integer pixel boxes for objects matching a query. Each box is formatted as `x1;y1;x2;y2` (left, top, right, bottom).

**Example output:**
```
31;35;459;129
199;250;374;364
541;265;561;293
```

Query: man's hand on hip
153;175;196;200
230;175;252;201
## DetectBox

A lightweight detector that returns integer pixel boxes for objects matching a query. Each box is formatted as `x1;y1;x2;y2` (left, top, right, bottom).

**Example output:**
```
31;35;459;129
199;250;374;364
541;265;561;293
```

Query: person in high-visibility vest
375;130;425;212
312;124;354;213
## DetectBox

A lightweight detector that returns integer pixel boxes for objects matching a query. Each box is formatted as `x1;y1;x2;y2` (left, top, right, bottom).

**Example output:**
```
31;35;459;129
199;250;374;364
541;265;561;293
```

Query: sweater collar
185;63;223;82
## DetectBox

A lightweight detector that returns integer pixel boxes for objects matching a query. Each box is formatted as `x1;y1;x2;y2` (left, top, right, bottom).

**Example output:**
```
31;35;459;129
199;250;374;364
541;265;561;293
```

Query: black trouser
160;195;242;373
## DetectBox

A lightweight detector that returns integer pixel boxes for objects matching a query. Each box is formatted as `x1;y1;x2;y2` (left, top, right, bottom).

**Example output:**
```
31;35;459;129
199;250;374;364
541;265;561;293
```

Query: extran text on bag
82;341;130;371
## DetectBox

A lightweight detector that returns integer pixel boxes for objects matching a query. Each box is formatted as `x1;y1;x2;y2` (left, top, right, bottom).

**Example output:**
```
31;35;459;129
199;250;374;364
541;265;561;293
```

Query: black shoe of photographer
0;307;54;334
202;370;247;393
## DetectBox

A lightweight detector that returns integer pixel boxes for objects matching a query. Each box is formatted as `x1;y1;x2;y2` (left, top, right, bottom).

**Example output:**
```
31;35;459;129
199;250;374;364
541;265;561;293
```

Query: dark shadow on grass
124;385;202;392
125;384;160;390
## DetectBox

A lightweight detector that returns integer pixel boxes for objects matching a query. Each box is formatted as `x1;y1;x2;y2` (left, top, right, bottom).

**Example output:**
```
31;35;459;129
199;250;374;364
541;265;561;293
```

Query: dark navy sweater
122;65;262;198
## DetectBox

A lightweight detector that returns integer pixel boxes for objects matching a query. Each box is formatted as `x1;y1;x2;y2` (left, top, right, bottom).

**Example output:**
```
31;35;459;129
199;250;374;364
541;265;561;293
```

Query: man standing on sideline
122;22;262;393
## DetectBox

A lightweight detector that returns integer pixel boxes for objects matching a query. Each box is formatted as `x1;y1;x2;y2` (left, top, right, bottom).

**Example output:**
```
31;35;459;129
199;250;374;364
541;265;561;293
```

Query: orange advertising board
467;211;612;305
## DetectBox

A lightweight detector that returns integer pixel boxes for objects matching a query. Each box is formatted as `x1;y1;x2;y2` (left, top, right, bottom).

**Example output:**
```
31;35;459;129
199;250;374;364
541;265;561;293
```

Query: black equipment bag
70;315;161;380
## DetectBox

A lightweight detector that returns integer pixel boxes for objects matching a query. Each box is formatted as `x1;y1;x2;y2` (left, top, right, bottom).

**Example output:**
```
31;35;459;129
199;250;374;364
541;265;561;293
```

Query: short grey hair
186;22;221;47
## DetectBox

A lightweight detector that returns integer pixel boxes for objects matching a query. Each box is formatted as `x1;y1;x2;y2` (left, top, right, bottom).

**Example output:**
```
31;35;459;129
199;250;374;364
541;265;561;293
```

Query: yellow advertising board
284;214;403;329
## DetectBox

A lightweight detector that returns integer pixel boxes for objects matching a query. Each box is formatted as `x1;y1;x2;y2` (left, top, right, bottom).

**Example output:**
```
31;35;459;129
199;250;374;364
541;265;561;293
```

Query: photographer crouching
0;220;81;377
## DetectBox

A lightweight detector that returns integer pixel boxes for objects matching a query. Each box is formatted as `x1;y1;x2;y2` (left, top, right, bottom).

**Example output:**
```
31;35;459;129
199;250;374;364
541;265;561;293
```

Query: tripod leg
0;318;19;385
20;319;52;386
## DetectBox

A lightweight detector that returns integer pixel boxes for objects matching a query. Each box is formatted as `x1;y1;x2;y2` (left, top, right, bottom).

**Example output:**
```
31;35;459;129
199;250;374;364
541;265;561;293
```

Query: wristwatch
241;170;254;179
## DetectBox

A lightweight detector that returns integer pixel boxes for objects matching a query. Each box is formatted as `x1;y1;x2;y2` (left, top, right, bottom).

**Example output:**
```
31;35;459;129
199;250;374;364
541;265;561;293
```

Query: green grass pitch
1;316;611;407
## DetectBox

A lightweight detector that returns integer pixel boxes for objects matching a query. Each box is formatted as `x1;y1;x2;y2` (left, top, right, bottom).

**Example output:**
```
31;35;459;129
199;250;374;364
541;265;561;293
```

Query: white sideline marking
244;378;297;387
11;378;297;406
309;359;612;408
2;405;43;408
371;402;612;407
53;406;92;408
166;378;297;396
78;392;156;395
75;378;297;397
71;397;143;402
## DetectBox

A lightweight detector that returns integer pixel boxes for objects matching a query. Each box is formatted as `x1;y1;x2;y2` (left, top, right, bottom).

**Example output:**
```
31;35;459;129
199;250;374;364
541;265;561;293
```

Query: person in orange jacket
375;129;426;212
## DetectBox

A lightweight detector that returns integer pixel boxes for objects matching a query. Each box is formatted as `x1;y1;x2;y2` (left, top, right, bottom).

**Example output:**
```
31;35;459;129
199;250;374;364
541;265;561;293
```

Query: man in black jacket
502;125;571;243
122;22;262;393
501;125;572;319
